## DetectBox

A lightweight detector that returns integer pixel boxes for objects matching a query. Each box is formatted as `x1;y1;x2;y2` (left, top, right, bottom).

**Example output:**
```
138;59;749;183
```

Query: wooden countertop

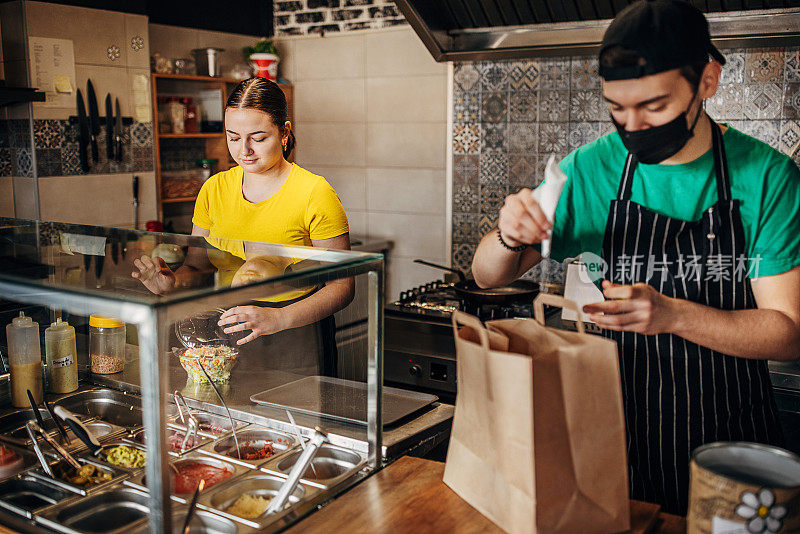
0;457;686;534
288;456;687;533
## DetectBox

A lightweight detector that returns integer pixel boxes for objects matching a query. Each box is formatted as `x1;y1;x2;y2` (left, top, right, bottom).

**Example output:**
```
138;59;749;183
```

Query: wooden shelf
152;72;293;226
159;132;224;139
162;196;198;203
153;73;242;84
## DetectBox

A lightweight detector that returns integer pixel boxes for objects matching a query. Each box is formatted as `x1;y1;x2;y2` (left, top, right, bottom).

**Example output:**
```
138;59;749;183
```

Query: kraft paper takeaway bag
443;293;629;534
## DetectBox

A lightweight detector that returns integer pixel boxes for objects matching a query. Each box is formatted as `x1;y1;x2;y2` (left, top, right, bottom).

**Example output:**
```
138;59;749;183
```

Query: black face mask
612;93;703;164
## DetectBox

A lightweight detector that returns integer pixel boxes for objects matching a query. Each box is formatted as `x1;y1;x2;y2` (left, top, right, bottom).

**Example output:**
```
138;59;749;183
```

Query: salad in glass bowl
174;309;239;383
176;345;238;383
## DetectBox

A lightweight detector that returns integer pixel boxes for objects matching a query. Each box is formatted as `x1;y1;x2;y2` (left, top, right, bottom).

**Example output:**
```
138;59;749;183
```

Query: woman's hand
131;255;176;295
218;306;288;345
498;189;551;247
582;281;681;335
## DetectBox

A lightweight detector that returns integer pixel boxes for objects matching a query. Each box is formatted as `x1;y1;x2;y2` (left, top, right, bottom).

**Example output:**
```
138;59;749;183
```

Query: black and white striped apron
601;120;784;515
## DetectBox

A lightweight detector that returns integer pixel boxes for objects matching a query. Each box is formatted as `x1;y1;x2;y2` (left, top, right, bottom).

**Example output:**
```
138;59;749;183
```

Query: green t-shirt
550;125;800;278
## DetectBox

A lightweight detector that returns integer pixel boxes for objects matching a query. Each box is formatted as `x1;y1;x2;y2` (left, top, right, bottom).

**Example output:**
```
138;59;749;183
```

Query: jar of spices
6;312;42;407
157;96;171;134
89;315;126;375
182;97;198;133
45;318;78;393
197;159;217;182
168;97;186;134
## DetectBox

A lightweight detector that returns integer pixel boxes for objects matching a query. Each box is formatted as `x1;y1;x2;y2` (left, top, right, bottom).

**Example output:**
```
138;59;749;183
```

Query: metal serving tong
266;427;327;515
25;422;54;477
285;410;317;477
196;361;240;459
27;390;68;446
25;420;81;474
43;398;70;445
54;406;103;457
173;391;199;453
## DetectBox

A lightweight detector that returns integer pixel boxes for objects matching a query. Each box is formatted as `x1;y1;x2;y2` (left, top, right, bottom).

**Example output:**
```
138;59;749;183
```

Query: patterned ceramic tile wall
274;0;406;36
0;119;35;177
451;46;800;274
30;119;153;176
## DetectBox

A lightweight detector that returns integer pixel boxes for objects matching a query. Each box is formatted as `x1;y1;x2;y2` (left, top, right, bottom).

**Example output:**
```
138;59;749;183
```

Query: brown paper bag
443;293;629;534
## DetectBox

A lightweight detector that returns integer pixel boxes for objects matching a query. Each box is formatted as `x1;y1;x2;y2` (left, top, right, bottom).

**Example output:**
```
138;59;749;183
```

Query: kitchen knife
83;252;92;280
132;176;139;229
54;405;103;457
115;98;123;162
86;80;101;162
121;231;128;260
94;250;104;286
110;235;119;265
76;89;90;172
105;93;114;160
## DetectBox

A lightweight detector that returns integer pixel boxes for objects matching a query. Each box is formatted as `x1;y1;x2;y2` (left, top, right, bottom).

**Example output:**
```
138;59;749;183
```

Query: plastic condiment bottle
44;318;78;394
6;312;43;407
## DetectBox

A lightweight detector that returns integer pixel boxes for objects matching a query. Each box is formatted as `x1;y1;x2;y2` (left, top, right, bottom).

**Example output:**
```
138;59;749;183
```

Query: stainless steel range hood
394;0;800;61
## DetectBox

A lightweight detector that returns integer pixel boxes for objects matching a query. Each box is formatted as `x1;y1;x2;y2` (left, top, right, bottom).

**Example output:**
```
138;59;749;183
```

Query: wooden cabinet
151;73;293;231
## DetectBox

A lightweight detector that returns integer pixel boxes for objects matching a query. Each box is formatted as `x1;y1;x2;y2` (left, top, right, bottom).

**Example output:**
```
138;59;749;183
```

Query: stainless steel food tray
27;456;128;496
89;442;148;473
35;484;152;534
260;443;366;489
127;506;256;534
197;426;300;470
0;443;42;482
0;473;80;520
197;471;320;529
124;452;250;504
250;375;438;426
169;410;250;438
122;426;212;457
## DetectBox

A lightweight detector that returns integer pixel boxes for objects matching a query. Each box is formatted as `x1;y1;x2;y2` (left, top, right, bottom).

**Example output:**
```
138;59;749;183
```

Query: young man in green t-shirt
472;0;800;516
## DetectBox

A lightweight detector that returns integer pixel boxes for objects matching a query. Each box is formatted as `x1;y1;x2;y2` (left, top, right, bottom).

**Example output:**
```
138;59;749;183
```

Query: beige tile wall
38;172;157;226
0;177;14;217
12;176;37;219
22;1;151;120
277;26;448;299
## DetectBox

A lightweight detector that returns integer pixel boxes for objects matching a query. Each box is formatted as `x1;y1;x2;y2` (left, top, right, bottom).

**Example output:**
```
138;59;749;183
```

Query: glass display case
0;217;387;533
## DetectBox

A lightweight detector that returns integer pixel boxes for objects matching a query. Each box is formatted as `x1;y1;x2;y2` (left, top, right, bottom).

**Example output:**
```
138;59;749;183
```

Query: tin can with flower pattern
687;442;800;533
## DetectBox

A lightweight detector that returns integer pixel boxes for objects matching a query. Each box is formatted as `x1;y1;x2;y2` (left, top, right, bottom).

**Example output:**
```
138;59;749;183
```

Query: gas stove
387;280;536;322
384;279;545;403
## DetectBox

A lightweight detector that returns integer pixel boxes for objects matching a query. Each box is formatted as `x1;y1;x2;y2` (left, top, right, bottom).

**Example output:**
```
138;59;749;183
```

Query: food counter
0;217;411;533
285;456;687;534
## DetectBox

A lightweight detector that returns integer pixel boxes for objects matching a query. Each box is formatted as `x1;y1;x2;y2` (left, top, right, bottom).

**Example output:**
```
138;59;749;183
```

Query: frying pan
414;259;539;305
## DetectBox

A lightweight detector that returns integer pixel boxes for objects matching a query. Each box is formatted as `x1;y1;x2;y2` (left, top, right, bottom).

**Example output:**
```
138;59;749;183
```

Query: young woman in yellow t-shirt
132;78;353;374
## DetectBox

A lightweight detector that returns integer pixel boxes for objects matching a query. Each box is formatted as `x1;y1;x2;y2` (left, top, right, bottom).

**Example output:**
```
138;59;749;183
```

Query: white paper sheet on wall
29;37;77;108
132;73;151;122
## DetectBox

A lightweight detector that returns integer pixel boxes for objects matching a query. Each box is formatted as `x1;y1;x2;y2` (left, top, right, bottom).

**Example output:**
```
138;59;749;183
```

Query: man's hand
131;255;176;295
582;280;680;335
497;188;551;247
218;306;289;345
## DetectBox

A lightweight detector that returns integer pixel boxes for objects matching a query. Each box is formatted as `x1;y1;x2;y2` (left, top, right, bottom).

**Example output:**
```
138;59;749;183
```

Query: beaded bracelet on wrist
497;229;528;252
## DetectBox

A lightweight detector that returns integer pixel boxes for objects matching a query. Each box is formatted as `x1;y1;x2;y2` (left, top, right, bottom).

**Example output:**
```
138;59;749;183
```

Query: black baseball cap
598;0;725;81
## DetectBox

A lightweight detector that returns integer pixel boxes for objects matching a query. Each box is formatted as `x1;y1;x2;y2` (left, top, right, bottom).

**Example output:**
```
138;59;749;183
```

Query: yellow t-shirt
192;164;349;299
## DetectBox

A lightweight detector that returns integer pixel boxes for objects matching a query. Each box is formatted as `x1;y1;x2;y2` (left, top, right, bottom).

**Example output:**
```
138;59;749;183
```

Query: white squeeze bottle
45;318;78;394
6;312;43;407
